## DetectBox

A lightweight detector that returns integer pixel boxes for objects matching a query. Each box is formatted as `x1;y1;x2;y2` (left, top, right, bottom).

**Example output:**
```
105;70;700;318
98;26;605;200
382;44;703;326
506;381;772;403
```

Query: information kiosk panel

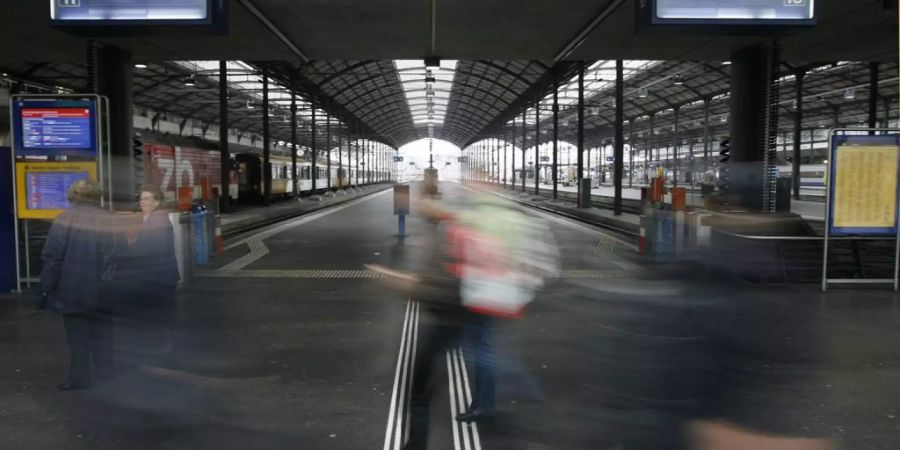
15;162;98;220
827;134;900;236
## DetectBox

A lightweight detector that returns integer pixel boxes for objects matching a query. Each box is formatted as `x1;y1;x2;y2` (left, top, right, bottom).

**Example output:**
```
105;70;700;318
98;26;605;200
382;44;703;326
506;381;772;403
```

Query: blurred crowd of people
40;180;178;391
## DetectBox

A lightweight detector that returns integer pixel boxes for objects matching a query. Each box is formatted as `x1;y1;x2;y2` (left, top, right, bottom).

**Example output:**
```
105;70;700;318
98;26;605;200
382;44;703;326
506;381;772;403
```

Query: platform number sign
58;0;80;6
784;0;806;6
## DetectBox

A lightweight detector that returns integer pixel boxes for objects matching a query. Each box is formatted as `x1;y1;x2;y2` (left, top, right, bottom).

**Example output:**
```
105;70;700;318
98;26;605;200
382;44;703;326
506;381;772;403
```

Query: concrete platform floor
1;181;897;449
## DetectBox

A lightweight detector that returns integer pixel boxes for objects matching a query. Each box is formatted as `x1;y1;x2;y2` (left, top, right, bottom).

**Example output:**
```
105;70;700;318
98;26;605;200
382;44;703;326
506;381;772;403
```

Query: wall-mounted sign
12;97;99;159
50;0;227;35
393;156;404;162
15;161;98;219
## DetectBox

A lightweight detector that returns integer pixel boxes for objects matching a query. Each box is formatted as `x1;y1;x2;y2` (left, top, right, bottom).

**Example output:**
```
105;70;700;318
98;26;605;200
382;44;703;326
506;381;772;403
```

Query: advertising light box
12;97;99;159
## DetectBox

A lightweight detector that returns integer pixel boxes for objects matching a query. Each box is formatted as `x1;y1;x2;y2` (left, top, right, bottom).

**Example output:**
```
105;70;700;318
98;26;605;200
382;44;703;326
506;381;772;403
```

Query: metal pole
521;111;527;192
648;114;655;182
577;61;585;206
614;60;624;215
326;112;332;189
628;119;634;188
261;62;271;204
553;71;559;199
290;86;298;198
703;98;711;171
672;107;679;188
218;60;231;211
311;99;318;193
793;71;805;199
869;62;880;135
504;129;509;187
534;97;540;195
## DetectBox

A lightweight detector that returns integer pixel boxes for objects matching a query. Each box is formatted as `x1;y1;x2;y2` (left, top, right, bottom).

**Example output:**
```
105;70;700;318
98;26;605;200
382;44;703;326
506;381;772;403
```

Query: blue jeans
462;316;496;413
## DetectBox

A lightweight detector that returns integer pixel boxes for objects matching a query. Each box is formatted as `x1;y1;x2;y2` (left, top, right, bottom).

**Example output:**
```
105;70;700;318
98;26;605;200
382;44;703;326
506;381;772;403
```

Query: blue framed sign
11;97;100;160
50;0;227;35
826;134;900;236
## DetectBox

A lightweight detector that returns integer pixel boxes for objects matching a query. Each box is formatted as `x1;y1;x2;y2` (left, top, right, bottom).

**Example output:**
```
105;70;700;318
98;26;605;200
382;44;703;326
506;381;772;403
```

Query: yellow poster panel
832;146;899;229
16;162;98;220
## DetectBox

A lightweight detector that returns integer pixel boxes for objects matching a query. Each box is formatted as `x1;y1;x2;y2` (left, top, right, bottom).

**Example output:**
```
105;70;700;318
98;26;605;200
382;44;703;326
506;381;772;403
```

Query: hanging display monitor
826;135;900;236
50;0;227;34
15;162;99;220
638;0;816;31
11;97;99;160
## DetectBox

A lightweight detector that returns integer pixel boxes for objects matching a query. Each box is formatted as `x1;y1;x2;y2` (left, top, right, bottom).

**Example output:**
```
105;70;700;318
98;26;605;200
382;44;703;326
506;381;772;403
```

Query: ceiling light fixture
183;75;196;87
844;88;856;100
638;88;648;98
134;63;148;69
673;75;684;86
246;99;255;109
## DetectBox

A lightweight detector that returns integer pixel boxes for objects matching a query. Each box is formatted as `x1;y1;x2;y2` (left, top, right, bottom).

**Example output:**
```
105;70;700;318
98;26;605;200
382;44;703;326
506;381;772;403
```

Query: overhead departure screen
51;0;209;22
656;0;814;21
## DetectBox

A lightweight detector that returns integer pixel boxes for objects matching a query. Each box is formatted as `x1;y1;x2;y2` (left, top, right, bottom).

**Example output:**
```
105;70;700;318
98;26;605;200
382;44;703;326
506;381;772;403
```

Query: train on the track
141;136;385;205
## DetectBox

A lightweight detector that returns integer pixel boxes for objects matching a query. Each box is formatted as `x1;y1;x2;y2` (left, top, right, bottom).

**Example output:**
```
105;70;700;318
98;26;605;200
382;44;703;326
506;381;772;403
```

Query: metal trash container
579;178;592;208
192;201;209;265
170;212;194;284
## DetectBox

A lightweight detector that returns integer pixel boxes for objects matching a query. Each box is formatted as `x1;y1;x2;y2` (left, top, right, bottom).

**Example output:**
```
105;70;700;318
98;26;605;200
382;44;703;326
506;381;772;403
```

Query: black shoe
456;409;495;423
58;381;91;391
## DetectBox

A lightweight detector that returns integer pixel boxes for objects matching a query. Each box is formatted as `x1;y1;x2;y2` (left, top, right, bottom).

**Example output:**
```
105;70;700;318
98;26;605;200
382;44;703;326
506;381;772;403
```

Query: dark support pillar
337;121;343;188
94;45;135;208
534;97;540;195
290;86;298;199
792;71;805;200
218;60;231;211
884;97;892;128
577;61;585;207
648;114;655;181
552;70;559;199
727;44;773;211
326;113;332;189
703;99;711;171
869;62;880;134
628;119;635;188
311;100;318;193
672;107;680;188
512;127;516;189
614;60;624;216
504;129;508;187
521;112;527;192
261;63;271;204
355;128;360;187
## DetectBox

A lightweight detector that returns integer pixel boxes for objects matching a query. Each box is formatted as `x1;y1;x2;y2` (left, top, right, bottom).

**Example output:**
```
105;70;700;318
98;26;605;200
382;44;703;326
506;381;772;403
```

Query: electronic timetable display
51;0;211;23
12;98;99;159
642;0;816;28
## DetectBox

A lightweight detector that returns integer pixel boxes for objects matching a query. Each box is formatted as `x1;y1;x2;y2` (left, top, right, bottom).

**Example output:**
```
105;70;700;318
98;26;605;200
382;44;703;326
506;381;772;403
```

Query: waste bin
170;212;194;283
579;178;592;208
192;201;209;266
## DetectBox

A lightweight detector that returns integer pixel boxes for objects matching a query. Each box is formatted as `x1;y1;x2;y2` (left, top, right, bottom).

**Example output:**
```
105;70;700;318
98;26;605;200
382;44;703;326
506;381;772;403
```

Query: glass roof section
395;59;458;126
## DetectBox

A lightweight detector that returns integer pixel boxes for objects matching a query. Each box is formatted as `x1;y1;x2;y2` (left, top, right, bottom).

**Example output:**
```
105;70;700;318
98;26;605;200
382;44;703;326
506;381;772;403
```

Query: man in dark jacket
40;179;116;391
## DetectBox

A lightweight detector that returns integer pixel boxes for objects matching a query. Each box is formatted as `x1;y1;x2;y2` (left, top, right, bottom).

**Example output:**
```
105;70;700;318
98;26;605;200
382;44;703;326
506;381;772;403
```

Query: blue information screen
51;0;210;23
25;171;90;211
13;98;98;159
22;108;92;149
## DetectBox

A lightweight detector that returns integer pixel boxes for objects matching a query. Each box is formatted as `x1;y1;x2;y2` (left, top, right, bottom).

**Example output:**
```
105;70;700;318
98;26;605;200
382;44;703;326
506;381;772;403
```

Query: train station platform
1;180;897;450
220;183;394;237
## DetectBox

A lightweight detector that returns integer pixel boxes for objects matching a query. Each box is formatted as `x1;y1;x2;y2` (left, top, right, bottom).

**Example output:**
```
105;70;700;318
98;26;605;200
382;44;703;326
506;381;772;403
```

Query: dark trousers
405;319;463;450
63;310;114;385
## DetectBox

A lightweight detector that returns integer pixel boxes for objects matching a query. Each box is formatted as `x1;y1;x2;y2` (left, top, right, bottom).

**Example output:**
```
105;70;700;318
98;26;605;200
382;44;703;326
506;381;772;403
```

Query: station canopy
1;0;896;149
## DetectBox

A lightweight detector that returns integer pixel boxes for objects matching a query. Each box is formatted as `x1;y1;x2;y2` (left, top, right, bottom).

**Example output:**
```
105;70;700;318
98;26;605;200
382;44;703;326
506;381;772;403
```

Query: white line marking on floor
455;349;482;450
383;300;414;450
446;352;463;450
218;239;270;272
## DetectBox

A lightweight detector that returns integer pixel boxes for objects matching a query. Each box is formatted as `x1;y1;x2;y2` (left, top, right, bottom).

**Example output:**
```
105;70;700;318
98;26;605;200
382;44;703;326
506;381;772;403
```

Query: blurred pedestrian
114;184;179;364
40;179;116;391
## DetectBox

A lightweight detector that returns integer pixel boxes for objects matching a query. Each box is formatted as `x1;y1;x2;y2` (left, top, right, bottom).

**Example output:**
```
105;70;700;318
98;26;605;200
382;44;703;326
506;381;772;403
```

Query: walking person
114;184;179;365
40;179;116;391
